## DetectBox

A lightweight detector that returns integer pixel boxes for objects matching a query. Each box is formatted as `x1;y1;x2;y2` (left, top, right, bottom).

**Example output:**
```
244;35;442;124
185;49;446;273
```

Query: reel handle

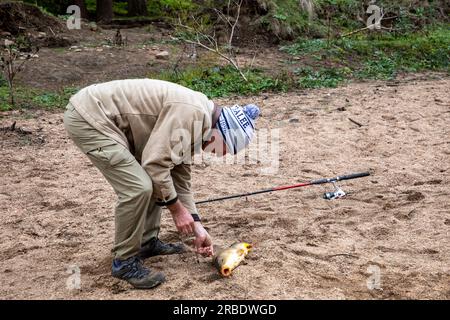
323;192;337;200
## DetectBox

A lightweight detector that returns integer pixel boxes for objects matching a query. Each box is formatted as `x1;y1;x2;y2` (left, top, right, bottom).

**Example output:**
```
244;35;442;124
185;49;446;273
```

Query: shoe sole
128;273;166;290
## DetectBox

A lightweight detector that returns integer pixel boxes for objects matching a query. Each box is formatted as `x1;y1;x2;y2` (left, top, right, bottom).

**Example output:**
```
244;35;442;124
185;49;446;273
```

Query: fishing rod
195;171;371;205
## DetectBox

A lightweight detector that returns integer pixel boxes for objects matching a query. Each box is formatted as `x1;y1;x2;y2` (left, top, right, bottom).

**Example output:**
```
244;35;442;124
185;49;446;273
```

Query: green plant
0;81;79;111
22;0;68;16
280;38;328;55
35;87;79;109
113;2;128;16
355;53;397;80
152;65;290;98
294;66;348;88
147;0;198;19
0;39;39;107
281;26;450;84
257;0;313;39
0;85;12;111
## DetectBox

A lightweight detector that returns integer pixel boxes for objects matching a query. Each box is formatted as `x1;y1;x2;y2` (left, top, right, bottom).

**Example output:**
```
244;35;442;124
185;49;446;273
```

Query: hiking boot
111;256;165;289
138;237;186;260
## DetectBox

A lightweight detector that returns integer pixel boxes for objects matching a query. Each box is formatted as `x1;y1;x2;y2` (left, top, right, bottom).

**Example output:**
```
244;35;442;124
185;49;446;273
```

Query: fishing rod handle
312;172;370;185
337;172;371;181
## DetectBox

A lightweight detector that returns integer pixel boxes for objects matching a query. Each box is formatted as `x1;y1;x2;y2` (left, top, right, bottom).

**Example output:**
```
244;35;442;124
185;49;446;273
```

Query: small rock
4;39;14;46
74;48;82;52
69;45;78;50
96;48;103;52
288;118;299;123
37;32;47;38
337;106;346;111
155;50;170;60
406;191;425;202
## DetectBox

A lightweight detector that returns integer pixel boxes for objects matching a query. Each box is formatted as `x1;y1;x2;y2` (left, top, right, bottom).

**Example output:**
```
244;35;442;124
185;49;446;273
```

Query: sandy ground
0;73;449;299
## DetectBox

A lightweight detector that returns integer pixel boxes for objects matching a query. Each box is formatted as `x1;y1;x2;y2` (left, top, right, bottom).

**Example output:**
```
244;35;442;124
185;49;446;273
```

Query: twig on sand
0;121;32;134
348;118;364;127
327;253;359;259
179;235;200;263
48;26;56;36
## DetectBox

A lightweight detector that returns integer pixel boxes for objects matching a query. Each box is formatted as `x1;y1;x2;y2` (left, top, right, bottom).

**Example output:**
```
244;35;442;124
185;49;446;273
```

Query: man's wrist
167;200;183;214
193;221;203;234
156;196;178;207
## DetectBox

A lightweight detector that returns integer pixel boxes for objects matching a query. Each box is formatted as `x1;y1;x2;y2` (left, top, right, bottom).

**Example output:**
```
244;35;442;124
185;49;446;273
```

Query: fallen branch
327;253;359;259
339;11;388;38
348;118;364;127
0;121;32;134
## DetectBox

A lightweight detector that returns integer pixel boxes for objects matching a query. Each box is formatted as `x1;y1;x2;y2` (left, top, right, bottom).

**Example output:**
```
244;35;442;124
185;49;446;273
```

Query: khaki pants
63;103;161;260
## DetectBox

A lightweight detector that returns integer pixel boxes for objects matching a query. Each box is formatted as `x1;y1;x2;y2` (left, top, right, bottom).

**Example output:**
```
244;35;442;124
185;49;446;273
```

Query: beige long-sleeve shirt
69;79;214;213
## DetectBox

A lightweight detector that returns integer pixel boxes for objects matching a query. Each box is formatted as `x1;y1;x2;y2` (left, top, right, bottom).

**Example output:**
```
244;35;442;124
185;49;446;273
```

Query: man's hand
193;222;214;257
167;200;194;235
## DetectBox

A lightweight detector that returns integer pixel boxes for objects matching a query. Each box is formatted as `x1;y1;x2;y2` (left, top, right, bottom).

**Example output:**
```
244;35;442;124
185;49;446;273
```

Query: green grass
0;82;79;111
147;0;197;18
280;38;329;55
151;65;291;98
257;0;314;38
149;26;449;98
294;66;350;88
83;0;197;18
281;26;450;80
355;53;397;80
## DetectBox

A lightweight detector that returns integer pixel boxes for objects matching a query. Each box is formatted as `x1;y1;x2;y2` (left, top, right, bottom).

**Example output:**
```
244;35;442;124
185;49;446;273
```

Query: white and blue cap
215;104;260;154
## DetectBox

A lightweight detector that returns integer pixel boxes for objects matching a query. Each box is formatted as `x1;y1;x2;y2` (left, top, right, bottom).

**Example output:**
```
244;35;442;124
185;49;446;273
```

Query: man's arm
171;163;198;215
171;163;213;257
141;102;203;205
141;102;206;235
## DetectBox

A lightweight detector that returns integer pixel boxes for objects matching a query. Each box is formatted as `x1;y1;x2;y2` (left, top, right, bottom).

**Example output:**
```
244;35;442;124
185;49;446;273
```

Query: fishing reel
323;182;346;200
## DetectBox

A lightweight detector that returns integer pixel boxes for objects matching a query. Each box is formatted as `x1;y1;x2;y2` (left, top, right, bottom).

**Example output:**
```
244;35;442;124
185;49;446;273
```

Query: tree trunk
73;0;88;19
7;80;15;107
96;0;113;23
128;0;148;17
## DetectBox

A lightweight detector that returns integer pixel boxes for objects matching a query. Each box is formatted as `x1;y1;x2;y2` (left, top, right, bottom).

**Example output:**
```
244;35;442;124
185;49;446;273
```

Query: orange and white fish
213;242;252;277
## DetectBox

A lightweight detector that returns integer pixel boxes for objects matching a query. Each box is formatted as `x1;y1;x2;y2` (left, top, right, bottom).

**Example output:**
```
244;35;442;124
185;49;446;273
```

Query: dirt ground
14;25;281;92
0;71;449;299
0;11;449;299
